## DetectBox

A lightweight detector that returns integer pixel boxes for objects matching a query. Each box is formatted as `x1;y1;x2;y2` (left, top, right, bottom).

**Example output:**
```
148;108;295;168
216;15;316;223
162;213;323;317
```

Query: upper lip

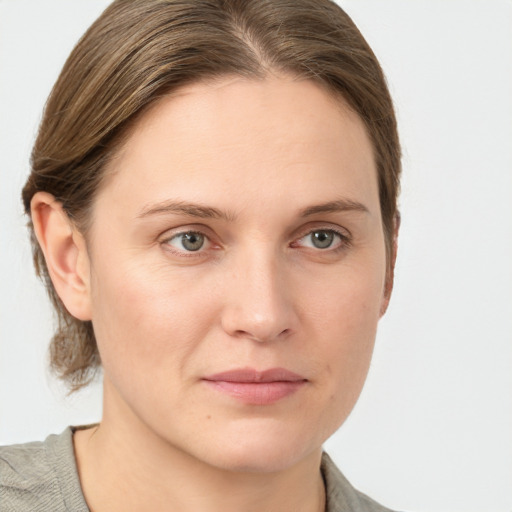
203;367;306;383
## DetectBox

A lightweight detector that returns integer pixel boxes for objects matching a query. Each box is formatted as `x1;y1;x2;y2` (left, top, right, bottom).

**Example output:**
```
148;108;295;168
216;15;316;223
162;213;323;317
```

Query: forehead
99;75;378;219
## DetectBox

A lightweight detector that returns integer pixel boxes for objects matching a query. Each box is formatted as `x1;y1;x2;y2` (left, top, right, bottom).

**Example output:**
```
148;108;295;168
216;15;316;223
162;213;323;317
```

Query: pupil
182;232;204;251
312;230;333;249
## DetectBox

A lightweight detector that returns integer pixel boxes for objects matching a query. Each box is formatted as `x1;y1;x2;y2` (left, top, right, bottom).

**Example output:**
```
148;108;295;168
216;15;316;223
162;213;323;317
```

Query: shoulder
0;436;61;511
0;428;88;512
321;452;400;512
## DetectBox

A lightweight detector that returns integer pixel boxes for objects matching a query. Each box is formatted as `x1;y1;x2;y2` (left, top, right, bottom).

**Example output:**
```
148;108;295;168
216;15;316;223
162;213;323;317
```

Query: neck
74;387;326;512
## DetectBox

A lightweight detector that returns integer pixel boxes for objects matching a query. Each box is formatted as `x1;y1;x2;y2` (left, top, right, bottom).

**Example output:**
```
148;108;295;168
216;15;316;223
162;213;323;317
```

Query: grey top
0;428;396;511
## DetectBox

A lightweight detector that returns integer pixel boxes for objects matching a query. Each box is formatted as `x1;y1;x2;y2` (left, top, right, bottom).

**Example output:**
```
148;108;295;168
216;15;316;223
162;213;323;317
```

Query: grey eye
310;230;335;249
171;232;205;251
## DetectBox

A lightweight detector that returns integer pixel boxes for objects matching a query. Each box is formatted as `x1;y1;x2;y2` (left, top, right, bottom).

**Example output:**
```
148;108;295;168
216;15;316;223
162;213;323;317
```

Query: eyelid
158;223;215;241
291;225;352;250
293;222;351;240
159;225;220;256
169;231;209;250
157;223;351;256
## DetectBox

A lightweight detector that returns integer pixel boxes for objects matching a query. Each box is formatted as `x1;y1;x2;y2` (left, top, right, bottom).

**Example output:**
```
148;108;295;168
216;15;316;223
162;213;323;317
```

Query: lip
202;367;307;405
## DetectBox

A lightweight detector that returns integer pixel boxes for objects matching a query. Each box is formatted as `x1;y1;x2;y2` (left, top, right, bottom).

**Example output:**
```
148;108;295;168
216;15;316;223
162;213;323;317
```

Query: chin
207;445;313;474
188;420;325;474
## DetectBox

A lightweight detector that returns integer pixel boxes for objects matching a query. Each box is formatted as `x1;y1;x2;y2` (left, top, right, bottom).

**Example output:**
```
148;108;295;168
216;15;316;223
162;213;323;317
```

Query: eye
166;231;208;252
296;229;346;250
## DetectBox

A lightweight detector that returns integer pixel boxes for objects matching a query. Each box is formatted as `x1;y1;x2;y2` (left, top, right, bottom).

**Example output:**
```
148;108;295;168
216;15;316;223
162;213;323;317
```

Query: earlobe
380;212;400;317
31;192;92;321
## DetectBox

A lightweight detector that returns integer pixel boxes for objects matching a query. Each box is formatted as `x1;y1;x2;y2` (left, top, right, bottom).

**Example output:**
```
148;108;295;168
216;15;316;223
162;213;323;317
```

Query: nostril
232;327;292;343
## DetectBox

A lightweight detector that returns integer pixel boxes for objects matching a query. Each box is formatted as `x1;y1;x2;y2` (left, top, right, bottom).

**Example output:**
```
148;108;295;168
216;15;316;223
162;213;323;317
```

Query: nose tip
220;260;297;343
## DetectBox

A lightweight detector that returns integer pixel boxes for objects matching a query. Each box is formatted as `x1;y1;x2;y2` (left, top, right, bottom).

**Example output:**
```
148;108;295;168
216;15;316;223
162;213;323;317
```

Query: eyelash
160;227;351;257
292;228;350;252
162;230;214;257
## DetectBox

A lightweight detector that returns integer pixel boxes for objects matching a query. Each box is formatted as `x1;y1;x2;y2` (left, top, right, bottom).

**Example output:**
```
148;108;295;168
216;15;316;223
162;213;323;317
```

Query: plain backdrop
1;1;511;511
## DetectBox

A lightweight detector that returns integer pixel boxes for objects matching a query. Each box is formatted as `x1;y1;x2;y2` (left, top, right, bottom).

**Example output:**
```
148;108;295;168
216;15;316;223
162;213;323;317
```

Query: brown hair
22;0;401;391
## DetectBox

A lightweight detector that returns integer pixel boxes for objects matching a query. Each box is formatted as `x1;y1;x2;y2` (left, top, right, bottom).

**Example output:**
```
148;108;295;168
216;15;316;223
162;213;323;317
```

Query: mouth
202;367;307;405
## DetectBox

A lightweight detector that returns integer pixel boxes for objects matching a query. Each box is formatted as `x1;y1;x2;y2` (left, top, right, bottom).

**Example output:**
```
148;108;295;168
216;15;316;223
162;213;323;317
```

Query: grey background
1;1;511;511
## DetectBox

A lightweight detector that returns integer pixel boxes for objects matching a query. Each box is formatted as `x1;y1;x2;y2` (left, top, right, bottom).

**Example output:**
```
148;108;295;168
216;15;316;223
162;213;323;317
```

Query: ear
380;212;400;317
31;192;92;321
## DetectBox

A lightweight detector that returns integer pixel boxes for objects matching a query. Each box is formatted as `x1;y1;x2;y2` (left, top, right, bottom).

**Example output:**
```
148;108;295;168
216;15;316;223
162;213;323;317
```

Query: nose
220;250;298;343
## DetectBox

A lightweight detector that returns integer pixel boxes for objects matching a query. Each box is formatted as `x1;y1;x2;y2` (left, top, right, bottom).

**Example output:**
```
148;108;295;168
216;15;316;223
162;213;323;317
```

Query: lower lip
203;380;306;405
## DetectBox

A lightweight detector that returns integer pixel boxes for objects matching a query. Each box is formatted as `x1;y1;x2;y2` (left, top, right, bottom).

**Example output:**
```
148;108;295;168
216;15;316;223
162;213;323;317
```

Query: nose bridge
221;243;296;342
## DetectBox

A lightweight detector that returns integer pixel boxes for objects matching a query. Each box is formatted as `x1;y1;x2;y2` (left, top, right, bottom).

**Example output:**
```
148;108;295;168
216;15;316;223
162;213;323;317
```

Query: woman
1;1;400;510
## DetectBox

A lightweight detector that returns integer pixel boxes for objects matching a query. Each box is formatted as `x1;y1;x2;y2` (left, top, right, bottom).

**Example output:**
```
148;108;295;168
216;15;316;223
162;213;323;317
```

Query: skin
32;75;395;512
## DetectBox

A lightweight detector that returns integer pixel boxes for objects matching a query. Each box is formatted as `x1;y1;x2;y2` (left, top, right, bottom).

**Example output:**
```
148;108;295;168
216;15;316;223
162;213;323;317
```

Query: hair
22;0;401;391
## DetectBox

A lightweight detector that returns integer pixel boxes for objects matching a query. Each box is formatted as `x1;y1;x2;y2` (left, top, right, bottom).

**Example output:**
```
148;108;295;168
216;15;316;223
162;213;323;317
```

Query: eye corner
159;228;214;257
292;227;352;252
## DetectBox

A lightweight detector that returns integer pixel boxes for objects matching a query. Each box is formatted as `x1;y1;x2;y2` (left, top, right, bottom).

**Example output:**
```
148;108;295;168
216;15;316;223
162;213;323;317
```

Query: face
84;75;389;472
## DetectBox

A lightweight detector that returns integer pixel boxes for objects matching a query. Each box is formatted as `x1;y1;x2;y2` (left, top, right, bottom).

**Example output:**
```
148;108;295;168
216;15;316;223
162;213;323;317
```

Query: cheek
302;259;385;427
88;256;220;384
305;256;385;340
319;282;379;391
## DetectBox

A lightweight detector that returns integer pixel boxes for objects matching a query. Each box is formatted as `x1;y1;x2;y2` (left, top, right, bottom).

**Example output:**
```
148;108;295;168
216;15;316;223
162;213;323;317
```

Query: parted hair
22;0;401;391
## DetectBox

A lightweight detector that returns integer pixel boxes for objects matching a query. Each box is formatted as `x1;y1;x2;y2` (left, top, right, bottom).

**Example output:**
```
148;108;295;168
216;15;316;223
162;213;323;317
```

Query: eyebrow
137;198;369;221
137;200;236;221
299;199;369;217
